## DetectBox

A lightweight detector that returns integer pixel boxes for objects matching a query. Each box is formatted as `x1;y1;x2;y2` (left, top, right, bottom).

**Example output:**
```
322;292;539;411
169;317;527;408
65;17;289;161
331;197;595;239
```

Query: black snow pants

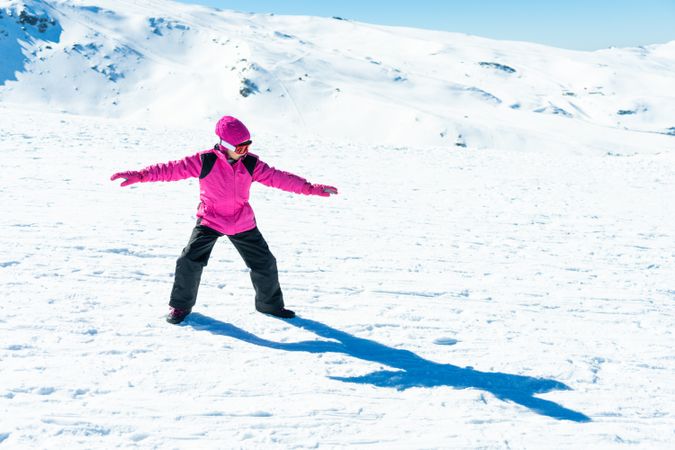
169;223;284;313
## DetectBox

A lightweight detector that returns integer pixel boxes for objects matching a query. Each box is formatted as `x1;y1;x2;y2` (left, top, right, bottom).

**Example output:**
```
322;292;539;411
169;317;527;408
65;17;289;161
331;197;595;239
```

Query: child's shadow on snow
187;313;590;422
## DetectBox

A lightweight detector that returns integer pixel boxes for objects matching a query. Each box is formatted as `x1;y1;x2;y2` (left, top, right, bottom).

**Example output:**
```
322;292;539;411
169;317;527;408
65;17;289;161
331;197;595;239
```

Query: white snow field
1;106;674;448
1;0;675;449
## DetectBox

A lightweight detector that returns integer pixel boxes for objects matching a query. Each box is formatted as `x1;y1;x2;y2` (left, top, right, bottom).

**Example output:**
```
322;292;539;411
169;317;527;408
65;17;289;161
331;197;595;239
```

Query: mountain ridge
1;0;674;151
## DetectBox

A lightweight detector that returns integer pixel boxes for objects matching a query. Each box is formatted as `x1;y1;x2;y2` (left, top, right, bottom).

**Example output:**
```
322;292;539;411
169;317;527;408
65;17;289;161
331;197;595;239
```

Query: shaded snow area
1;107;674;448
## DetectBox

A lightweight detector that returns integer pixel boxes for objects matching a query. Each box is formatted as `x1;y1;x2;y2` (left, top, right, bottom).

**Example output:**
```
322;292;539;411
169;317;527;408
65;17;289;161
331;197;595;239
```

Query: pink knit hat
215;116;251;146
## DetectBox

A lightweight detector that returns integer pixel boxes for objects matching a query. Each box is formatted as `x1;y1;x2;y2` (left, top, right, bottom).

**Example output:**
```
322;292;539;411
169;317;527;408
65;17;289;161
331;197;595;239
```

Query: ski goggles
220;139;252;155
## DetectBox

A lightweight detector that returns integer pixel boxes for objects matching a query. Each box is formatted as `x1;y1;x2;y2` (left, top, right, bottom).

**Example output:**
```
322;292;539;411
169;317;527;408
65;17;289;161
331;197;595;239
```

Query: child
111;116;338;324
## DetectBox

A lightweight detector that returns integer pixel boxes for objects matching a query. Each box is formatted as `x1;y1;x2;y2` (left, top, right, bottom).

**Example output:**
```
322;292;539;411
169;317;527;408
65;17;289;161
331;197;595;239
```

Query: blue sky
177;0;675;50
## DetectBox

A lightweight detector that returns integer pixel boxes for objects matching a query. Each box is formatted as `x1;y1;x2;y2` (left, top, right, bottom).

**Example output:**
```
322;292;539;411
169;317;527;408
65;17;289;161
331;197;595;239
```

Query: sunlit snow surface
0;106;673;448
0;0;674;149
1;0;675;447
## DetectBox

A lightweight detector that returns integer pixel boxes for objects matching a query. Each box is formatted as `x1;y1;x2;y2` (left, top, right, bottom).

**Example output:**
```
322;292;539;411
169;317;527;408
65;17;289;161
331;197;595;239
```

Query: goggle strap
219;140;252;151
219;140;236;151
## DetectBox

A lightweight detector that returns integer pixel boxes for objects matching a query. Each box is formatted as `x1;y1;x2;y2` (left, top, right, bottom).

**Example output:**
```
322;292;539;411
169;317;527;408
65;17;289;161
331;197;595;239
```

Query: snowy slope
1;104;674;448
1;0;675;448
0;0;674;151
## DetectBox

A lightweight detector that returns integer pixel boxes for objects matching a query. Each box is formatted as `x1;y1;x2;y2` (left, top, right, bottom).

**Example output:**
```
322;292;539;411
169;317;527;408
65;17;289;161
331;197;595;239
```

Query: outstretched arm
253;159;338;197
111;153;202;187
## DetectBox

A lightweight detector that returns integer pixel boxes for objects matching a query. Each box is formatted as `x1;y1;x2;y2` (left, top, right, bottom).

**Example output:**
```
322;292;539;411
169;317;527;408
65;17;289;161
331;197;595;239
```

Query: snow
1;0;674;149
2;104;674;448
1;0;675;448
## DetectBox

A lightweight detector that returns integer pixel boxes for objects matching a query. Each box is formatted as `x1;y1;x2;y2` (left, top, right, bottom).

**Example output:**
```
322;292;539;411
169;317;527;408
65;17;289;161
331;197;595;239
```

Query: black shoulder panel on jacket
200;151;218;179
242;154;258;177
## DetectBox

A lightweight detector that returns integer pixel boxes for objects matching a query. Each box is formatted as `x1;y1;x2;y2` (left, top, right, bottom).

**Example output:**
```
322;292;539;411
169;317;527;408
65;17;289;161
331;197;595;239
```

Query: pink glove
110;170;144;187
306;183;338;197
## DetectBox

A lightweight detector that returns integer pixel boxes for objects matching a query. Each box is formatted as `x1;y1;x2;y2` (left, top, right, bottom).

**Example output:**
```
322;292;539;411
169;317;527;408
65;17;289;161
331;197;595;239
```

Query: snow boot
166;306;191;324
264;307;296;319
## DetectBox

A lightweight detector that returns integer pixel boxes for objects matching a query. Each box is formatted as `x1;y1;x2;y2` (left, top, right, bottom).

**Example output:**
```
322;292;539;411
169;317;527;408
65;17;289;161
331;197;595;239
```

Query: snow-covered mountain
2;1;675;448
1;0;674;150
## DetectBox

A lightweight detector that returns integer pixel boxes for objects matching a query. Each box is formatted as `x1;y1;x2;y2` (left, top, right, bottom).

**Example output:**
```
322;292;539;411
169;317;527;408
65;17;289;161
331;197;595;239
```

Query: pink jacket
139;148;314;235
